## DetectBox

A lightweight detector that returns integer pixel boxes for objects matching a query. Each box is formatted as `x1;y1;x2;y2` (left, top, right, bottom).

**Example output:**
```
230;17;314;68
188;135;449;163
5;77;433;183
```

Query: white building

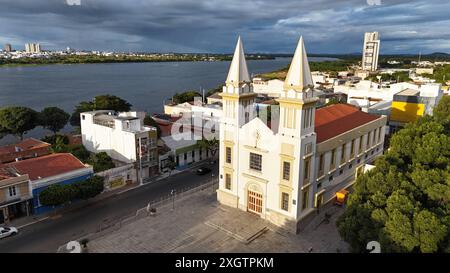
336;80;442;110
80;110;158;182
362;32;380;71
217;36;387;233
25;43;41;53
253;78;284;97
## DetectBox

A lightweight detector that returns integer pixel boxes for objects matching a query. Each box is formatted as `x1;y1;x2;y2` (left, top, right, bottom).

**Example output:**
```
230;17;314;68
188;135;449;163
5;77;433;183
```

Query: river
0;57;336;144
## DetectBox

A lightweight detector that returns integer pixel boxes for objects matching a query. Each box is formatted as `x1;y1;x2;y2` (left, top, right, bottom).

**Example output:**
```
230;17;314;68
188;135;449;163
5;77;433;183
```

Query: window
303;108;312;129
303;158;310;183
366;132;371;148
81;115;85;120
318;154;324;175
192;150;195;160
282;161;290;181
184;153;187;160
372;129;376;146
350;139;355;158
305;143;312;155
249;153;262;171
341;143;346;162
359;135;363;154
8;186;17;197
225;147;232;164
281;192;289;211
225;174;231;190
315;193;324;208
245;112;250;123
302;187;309;210
285;108;296;129
330;149;336;169
378;127;383;143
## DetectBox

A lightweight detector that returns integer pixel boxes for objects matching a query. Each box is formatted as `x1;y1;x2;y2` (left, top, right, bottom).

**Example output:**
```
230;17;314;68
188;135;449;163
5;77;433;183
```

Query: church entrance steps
204;206;269;244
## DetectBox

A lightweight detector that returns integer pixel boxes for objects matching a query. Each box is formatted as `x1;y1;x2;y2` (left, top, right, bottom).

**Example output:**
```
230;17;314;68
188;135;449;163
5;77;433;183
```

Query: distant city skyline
0;0;449;54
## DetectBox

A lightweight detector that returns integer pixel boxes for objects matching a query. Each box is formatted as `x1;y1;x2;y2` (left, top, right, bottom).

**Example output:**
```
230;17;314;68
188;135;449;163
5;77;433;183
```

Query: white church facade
216;36;387;233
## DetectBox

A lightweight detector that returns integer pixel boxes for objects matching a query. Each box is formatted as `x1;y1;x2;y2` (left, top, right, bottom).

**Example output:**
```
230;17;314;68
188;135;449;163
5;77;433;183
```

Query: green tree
39;176;104;207
336;98;450;253
0;106;39;140
42;134;69;145
70;95;132;127
39;107;70;134
433;95;450;125
69;145;91;163
197;137;219;158
144;115;161;138
50;135;68;153
0;126;8;140
39;184;78;207
88;152;115;172
172;91;201;104
75;176;104;200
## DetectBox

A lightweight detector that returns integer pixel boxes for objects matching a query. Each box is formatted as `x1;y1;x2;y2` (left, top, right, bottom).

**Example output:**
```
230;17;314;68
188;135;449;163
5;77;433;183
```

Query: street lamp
171;189;176;210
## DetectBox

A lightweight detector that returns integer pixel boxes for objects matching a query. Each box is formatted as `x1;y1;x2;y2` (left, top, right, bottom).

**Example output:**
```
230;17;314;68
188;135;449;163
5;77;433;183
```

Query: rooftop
0;138;50;156
396;88;420;96
208;92;222;99
2;153;88;181
315;104;381;143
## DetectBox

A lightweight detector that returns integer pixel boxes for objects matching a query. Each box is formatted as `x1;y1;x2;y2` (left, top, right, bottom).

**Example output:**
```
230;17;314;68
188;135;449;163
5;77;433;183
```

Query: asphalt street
0;162;218;253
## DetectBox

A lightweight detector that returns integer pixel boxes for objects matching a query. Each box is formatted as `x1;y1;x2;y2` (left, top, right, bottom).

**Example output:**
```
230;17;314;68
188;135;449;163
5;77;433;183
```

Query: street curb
17;216;50;229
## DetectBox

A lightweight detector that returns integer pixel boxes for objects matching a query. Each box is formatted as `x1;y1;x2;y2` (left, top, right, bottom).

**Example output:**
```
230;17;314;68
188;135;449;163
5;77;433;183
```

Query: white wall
81;112;139;163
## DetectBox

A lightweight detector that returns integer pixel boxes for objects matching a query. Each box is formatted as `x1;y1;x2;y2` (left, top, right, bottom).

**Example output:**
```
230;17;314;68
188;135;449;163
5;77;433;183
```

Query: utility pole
211;173;215;193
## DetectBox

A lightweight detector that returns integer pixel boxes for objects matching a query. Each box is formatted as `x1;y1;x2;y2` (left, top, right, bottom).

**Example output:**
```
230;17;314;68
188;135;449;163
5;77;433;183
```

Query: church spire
226;36;251;87
284;36;313;92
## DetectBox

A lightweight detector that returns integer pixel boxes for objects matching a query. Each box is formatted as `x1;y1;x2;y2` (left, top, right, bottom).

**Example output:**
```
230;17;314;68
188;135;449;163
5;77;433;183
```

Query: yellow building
390;89;425;123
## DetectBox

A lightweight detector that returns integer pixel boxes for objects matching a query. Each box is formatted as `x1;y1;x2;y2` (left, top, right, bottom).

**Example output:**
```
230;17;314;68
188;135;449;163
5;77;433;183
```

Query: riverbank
0;54;275;68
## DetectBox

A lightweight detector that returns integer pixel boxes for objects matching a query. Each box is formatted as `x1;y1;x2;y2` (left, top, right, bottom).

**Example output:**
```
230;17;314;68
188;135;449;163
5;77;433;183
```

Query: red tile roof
315;104;380;143
3;153;88;181
0;138;50;155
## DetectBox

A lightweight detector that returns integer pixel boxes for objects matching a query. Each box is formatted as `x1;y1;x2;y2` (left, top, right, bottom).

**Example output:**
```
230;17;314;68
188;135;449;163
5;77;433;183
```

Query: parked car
196;167;212;175
0;227;18;239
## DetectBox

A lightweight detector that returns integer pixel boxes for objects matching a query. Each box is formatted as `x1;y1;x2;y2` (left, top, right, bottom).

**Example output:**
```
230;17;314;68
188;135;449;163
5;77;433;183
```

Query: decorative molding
242;172;269;184
244;145;269;153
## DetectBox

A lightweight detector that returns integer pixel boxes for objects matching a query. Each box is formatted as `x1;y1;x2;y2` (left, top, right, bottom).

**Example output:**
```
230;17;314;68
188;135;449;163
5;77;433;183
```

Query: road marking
17;216;50;229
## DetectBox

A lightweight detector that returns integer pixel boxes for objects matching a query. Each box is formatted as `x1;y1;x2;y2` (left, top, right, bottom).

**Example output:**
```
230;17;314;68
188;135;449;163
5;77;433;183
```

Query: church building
216;36;387;233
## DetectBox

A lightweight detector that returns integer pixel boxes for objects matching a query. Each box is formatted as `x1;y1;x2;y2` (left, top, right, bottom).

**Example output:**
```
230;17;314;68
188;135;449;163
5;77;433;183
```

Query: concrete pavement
0;161;218;253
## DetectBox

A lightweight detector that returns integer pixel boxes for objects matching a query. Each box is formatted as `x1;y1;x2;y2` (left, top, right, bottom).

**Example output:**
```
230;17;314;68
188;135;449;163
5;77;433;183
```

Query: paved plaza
86;187;349;253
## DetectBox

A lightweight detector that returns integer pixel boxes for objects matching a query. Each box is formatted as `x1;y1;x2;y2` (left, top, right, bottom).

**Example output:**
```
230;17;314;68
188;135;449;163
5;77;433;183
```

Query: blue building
4;153;94;214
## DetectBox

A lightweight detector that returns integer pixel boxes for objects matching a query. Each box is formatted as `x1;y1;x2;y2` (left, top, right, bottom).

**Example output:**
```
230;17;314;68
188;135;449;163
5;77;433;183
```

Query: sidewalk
5;182;139;229
143;157;217;185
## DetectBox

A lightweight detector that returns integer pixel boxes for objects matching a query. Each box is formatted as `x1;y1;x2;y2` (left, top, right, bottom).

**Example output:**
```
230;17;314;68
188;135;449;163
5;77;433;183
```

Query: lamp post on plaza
171;189;175;210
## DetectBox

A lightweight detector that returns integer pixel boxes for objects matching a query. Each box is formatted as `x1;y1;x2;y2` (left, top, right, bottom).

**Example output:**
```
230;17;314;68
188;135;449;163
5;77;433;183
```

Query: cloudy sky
0;0;449;54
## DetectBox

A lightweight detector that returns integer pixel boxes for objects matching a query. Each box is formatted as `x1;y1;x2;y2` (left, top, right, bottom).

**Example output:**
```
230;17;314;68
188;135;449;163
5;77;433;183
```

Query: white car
0;227;18;239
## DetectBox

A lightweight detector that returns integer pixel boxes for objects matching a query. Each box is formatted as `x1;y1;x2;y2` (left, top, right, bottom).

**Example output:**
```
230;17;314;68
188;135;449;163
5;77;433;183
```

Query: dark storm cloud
0;0;449;54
